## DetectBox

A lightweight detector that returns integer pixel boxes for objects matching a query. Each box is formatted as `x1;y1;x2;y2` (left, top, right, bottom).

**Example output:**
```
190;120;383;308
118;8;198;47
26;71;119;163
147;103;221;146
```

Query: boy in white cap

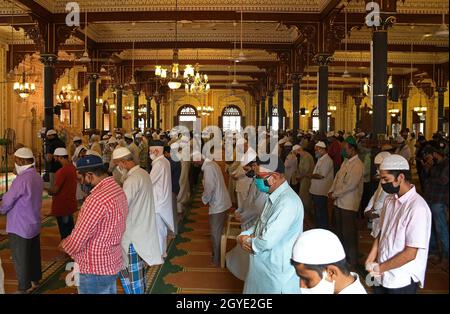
46;148;77;241
112;147;162;294
364;151;391;238
291;229;367;294
309;141;334;229
365;154;432;294
0;148;43;293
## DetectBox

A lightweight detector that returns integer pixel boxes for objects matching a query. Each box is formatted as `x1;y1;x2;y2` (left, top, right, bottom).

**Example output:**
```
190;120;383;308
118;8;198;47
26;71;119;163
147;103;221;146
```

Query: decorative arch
177;104;198;117
222;105;242;131
309;106;334;132
176;104;198;130
272;106;287;131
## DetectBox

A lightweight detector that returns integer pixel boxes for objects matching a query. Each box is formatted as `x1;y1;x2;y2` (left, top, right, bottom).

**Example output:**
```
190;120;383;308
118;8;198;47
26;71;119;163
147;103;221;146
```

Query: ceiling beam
334;13;448;25
345;43;448;53
95;41;292;50
11;0;52;21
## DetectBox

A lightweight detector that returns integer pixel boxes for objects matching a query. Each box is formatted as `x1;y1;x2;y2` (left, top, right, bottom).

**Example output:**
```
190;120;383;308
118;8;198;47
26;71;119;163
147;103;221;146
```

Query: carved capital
353;95;364;106
40;54;58;67
290;73;303;83
88;73;100;81
436;87;447;94
314;53;333;67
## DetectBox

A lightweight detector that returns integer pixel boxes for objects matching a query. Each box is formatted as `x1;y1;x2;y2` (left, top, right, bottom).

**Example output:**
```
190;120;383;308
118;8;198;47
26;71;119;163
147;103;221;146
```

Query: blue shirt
240;181;303;294
0;167;44;238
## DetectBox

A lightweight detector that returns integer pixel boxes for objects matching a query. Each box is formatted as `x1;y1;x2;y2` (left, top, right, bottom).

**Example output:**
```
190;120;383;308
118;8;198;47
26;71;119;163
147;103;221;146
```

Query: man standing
61;155;128;294
149;140;174;258
177;139;191;214
395;136;411;162
46;148;77;240
365;154;431;294
293;145;314;218
45;129;65;187
309;141;334;229
237;156;303;293
327;133;343;175
193;152;232;267
112;147;162;294
0;148;43;294
328;136;364;268
136;133;149;170
164;144;182;235
125;134;140;165
291;229;367;294
89;134;102;156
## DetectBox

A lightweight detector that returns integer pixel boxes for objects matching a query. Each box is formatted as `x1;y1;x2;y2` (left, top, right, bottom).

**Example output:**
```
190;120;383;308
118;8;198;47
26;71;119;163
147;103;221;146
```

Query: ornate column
116;85;123;129
314;54;332;133
401;95;408;131
353;95;364;130
156;97;161;130
267;91;274;129
260;96;266;127
133;91;140;130
277;84;284;131
437;87;447;132
291;73;301;133
40;54;57;132
88;73;99;130
255;97;260;127
146;96;152;129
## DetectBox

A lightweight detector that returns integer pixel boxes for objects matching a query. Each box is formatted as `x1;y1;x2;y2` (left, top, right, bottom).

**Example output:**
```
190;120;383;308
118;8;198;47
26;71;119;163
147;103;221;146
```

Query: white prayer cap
73;136;82;142
107;137;117;144
54;148;68;156
326;131;334;138
102;135;109;140
14;147;34;159
112;147;132;160
379;154;409;171
374;151;391;165
107;132;113;136
292;229;346;264
240;147;257;167
278;137;287;145
86;149;102;158
135;133;143;138
74;145;87;157
46;129;57;136
315;141;327;149
292;144;301;152
284;141;293;147
91;134;99;140
396;136;405;144
124;133;134;140
356;132;366;137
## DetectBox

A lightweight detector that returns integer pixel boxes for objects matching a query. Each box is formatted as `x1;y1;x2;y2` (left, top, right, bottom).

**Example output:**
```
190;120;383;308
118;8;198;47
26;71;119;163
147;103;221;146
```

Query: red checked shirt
62;176;128;275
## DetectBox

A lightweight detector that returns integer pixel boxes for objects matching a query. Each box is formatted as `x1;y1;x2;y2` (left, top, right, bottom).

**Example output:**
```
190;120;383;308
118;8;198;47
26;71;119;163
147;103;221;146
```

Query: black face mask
381;181;400;194
245;170;255;178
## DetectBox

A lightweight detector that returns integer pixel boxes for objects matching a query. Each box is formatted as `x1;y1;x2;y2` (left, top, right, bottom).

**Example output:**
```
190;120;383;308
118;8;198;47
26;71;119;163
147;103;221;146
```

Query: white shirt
339;272;367;294
328;155;364;211
309;153;334;196
364;181;389;238
378;185;431;289
284;152;298;184
201;160;232;215
150;155;174;232
233;165;253;193
121;166;163;267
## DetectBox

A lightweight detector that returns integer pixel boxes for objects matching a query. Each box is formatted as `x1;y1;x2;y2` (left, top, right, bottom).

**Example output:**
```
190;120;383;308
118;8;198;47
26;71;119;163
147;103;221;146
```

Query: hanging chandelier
56;83;81;104
13;72;36;99
185;64;210;95
197;105;214;116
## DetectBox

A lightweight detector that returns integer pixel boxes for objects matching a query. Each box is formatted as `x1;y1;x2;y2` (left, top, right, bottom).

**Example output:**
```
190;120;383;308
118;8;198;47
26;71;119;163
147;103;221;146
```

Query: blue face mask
254;175;271;194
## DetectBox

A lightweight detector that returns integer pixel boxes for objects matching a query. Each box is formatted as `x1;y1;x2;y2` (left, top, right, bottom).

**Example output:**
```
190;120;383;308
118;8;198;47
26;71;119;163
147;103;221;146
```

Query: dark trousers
333;207;358;267
8;233;42;291
373;278;419;294
56;215;75;240
359;182;372;218
311;194;329;229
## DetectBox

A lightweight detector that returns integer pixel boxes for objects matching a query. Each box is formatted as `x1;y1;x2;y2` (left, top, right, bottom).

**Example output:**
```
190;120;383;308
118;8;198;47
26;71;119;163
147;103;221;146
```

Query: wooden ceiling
0;0;448;93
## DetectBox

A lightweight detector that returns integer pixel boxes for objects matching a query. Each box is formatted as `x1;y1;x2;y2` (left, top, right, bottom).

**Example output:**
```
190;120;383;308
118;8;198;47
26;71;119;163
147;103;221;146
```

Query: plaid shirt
421;157;449;206
63;176;128;275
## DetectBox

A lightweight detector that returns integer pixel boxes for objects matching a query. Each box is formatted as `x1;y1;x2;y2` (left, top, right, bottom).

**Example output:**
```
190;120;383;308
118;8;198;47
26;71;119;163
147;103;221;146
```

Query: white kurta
128;142;141;166
150;155;174;255
232;165;253;209
121;165;163;267
202;160;232;215
284;152;298;184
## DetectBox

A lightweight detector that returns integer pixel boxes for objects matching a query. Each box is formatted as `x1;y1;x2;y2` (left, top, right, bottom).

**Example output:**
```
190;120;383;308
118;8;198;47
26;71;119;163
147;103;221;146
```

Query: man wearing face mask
111;147;162;294
364;151;391;238
164;144;182;235
226;148;268;280
291;229;367;294
328;136;364;268
237;155;303;293
365;154;432;294
61;155;128;294
149;140;174;259
308;141;334;229
46;148;77;241
0;148;43;294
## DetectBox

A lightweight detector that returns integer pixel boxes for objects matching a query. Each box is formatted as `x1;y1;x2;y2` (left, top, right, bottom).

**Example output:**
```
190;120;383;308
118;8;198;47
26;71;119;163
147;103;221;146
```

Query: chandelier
185;64;210;95
197;105;214;116
388;108;400;117
56;83;81;104
13;72;35;99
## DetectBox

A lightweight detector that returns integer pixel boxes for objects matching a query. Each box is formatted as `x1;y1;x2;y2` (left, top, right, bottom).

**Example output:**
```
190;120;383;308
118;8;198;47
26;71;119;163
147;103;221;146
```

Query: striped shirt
62;176;128;275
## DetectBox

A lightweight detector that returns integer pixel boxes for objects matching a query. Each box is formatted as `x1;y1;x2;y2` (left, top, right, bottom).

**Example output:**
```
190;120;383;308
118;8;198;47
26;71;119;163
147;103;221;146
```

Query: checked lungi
119;244;147;294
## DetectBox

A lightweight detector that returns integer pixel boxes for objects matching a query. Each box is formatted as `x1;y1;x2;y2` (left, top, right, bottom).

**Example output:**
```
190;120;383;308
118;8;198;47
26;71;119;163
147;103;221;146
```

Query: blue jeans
429;203;449;258
78;273;119;294
311;194;329;229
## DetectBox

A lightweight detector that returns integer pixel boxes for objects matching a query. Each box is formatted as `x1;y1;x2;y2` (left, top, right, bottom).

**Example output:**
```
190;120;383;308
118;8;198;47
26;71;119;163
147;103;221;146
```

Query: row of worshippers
0;131;193;293
217;142;433;294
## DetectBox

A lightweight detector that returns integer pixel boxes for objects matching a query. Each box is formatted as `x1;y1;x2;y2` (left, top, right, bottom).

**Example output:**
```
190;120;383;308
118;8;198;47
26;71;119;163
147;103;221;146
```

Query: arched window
272;107;286;131
311;107;331;132
177;104;198;130
222;105;242;131
103;102;110;131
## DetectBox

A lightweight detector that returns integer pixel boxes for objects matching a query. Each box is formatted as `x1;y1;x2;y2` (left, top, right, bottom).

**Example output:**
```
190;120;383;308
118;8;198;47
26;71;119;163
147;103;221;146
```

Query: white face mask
15;163;34;175
117;165;128;179
150;153;157;161
300;271;335;294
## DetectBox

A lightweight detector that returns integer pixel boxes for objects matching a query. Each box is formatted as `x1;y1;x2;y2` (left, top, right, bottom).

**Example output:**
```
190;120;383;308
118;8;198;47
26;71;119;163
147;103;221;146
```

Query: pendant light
237;0;247;62
408;43;415;89
434;12;449;37
79;10;91;63
7;1;15;79
231;22;239;85
130;39;136;85
168;0;182;90
342;8;350;78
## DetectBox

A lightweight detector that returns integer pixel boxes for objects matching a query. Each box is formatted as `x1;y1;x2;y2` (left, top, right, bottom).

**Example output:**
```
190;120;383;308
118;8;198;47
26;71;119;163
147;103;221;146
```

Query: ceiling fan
236;1;247;62
435;11;449;37
76;10;91;63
